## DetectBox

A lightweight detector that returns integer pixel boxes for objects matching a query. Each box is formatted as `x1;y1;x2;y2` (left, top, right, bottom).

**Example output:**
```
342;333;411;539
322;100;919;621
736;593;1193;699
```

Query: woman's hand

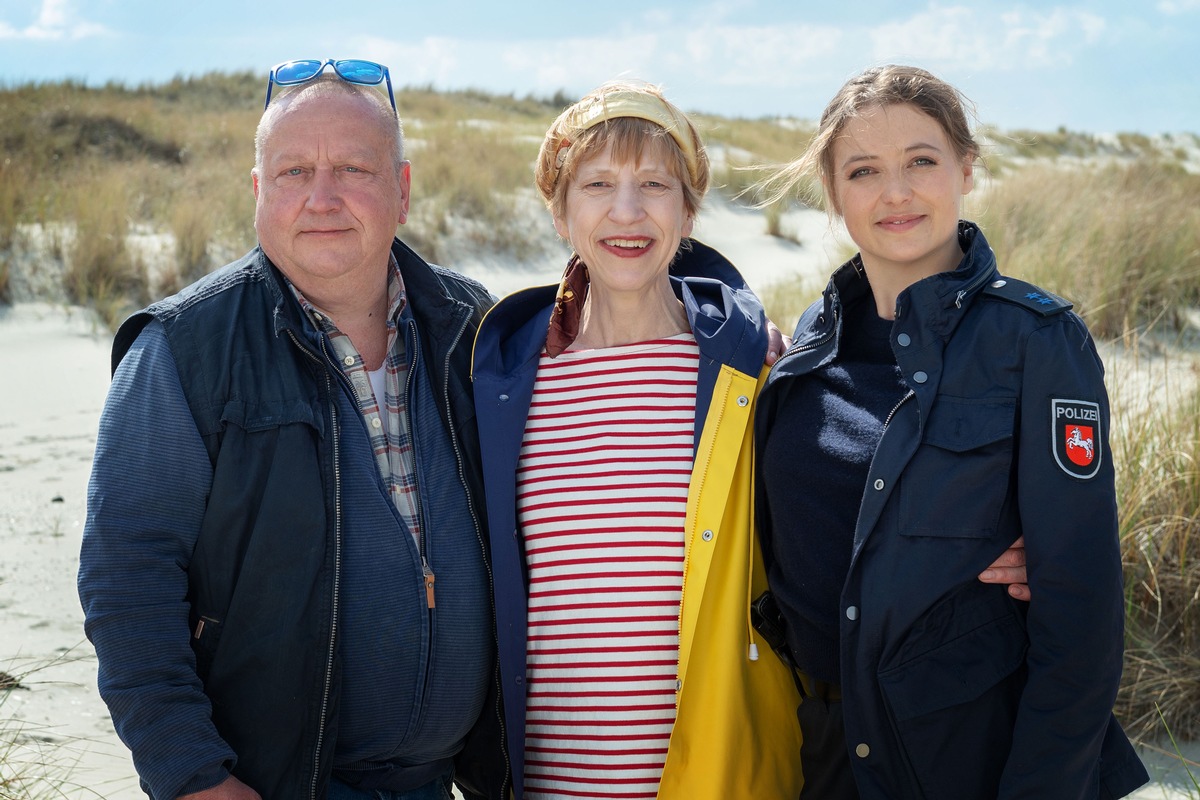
766;319;792;365
179;775;262;800
978;536;1029;601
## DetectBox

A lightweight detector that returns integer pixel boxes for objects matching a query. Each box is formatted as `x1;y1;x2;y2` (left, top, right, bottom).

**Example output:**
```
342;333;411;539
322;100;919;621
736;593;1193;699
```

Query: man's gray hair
254;75;405;173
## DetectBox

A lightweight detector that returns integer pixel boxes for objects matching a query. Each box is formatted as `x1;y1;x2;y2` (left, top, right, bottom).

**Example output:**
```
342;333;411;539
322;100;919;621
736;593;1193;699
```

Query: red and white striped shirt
517;334;700;799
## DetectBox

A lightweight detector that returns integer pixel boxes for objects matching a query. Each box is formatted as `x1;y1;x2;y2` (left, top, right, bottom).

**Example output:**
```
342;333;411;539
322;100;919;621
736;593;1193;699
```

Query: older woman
470;82;802;799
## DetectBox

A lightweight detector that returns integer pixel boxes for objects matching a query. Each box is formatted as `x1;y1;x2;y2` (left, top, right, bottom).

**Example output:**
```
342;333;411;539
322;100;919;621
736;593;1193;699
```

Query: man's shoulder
149;248;273;320
392;238;494;312
112;248;278;372
427;263;494;308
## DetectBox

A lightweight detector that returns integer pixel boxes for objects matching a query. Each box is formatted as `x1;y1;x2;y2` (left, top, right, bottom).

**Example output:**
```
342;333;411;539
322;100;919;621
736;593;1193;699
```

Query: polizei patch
1051;399;1102;479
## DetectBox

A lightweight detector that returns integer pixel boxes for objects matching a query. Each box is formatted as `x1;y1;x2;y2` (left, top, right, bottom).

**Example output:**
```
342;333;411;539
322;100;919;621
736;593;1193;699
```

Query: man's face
252;91;410;296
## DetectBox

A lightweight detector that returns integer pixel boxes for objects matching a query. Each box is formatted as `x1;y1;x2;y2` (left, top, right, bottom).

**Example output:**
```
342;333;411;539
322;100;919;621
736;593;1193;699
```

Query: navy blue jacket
756;223;1147;798
79;239;508;800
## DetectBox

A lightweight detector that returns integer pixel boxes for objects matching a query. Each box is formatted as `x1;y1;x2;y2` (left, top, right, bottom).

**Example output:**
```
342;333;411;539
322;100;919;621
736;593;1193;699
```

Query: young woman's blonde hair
764;65;980;214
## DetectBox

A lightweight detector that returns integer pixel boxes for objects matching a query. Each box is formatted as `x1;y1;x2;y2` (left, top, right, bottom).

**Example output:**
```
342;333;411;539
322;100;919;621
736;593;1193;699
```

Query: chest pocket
898;395;1015;539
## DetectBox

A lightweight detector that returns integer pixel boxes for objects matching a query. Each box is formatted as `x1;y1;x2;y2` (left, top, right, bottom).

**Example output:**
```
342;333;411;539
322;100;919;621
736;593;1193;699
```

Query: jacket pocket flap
220;399;321;434
878;611;1027;721
923;396;1016;452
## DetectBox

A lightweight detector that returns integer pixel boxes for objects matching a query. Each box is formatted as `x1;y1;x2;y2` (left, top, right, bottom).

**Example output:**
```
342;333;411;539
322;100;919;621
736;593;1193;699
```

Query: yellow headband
554;90;701;187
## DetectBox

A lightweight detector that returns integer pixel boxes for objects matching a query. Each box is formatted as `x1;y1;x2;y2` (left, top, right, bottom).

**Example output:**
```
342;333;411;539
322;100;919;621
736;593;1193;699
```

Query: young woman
755;65;1149;799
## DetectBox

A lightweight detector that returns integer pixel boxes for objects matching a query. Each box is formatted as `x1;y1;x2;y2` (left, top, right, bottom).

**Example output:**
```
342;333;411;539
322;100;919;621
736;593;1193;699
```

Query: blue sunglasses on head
264;58;396;113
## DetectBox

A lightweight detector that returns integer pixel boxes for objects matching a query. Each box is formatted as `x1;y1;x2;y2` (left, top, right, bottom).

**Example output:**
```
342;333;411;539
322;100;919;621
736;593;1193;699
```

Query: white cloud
869;5;1107;70
0;0;108;40
1157;0;1200;13
360;20;843;102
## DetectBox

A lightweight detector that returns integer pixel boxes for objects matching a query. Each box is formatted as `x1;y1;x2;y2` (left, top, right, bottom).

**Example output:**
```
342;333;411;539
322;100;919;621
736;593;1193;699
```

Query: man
78;60;506;800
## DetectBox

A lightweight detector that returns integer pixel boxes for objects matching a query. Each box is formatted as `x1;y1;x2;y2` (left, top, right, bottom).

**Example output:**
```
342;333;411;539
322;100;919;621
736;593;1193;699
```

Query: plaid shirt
289;256;421;542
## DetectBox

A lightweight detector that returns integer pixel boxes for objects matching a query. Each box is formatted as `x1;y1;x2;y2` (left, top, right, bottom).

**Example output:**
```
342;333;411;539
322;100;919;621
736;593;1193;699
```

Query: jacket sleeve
1000;314;1125;797
77;321;236;799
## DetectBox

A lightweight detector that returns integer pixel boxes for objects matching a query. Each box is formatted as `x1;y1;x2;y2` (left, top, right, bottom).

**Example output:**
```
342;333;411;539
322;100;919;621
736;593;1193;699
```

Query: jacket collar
475;239;767;377
263;237;474;353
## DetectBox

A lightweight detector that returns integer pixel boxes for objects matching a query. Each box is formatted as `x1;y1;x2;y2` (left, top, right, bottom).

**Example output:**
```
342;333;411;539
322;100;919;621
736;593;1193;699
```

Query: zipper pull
422;559;436;609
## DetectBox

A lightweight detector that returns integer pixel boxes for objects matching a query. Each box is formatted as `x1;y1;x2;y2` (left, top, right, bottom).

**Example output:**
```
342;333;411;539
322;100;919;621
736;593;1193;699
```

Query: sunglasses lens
273;60;324;84
334;60;385;85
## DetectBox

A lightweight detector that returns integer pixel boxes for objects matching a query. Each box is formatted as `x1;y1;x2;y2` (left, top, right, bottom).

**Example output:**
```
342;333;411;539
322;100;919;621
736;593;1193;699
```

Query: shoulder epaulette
981;276;1072;317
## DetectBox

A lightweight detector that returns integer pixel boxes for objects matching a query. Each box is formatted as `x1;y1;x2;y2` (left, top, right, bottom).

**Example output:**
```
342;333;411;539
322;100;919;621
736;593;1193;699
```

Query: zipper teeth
883;389;915;429
287;330;341;800
444;308;512;794
776;308;838;365
404;320;427;564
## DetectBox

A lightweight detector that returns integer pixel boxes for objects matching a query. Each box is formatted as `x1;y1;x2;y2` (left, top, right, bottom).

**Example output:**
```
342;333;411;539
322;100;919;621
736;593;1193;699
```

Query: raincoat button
701;529;714;542
913;371;928;383
856;743;870;758
846;606;858;621
873;479;884;491
737;395;749;407
498;394;509;402
676;679;682;692
897;333;911;347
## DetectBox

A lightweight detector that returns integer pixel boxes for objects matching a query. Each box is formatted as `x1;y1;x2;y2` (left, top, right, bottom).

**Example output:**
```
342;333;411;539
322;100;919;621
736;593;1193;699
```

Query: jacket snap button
873;479;884;491
498;394;509;402
896;333;911;347
737;395;749;407
855;743;870;758
701;529;714;542
912;371;928;384
991;279;1007;288
846;605;858;621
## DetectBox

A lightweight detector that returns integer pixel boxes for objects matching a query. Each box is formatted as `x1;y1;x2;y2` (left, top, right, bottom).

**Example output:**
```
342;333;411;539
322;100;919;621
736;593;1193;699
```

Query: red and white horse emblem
1065;426;1094;462
1052;399;1102;479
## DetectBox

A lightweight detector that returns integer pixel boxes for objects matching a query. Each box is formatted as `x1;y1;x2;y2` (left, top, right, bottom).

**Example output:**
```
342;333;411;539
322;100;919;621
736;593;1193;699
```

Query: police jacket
471;240;803;799
756;223;1147;798
79;239;508;800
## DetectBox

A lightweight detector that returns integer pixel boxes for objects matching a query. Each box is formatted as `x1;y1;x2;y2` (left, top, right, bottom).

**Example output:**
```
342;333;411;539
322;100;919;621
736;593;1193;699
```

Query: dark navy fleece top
761;293;908;684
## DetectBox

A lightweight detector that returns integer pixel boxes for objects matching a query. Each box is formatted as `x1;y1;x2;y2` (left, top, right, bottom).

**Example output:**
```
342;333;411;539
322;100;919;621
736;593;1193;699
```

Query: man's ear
397;160;411;225
252;168;260;200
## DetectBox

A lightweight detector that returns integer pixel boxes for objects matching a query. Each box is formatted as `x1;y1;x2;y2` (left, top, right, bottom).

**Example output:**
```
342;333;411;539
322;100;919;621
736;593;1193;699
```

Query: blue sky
2;0;1197;134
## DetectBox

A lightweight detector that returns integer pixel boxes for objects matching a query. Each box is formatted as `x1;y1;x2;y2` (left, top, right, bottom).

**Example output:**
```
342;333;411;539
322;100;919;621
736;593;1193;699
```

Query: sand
2;200;1198;797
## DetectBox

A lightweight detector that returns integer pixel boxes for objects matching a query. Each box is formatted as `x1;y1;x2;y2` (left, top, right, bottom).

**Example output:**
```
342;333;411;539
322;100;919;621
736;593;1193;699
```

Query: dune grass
1;655;103;800
976;161;1200;341
1115;379;1200;741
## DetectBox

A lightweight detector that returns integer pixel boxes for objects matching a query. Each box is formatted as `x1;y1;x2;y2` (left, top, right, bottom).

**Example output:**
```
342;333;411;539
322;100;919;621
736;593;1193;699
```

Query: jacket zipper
776;306;839;366
883;389;915;429
401;319;435;609
442;307;512;798
286;329;342;800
